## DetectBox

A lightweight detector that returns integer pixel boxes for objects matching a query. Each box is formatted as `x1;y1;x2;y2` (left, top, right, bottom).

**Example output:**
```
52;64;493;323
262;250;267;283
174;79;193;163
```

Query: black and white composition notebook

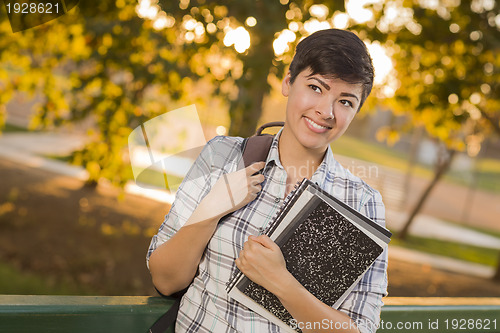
226;178;392;332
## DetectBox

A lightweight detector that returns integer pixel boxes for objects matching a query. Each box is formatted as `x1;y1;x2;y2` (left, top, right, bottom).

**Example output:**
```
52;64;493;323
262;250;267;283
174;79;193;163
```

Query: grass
0;262;96;295
390;231;499;267
442;219;500;240
332;134;500;194
447;158;500;193
1;123;29;133
43;154;73;163
332;135;435;179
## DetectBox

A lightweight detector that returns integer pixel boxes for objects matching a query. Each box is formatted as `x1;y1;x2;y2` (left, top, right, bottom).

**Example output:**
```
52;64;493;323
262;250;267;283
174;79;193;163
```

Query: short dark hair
288;29;374;110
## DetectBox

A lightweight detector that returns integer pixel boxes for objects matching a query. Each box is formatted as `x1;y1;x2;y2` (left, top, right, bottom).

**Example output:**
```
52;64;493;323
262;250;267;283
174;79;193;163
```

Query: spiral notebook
226;178;391;332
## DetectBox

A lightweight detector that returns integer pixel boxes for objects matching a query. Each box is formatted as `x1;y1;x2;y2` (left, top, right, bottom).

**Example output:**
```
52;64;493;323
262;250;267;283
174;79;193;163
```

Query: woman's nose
315;100;334;120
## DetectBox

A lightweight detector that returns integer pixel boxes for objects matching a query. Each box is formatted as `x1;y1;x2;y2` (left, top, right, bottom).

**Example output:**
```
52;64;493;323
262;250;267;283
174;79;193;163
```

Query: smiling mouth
304;117;332;130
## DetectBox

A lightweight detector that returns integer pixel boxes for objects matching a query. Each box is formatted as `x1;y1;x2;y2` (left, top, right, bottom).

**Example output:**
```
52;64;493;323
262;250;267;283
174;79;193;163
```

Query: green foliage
1;0;200;186
364;0;500;153
1;0;498;189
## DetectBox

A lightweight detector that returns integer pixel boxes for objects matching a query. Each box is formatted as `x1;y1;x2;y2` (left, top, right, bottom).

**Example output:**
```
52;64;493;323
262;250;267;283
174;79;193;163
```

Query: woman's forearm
274;273;359;333
148;196;223;296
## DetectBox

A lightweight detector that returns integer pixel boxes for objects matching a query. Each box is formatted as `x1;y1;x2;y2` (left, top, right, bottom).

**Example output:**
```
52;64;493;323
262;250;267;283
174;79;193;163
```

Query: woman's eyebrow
340;92;359;102
308;76;360;102
308;77;330;91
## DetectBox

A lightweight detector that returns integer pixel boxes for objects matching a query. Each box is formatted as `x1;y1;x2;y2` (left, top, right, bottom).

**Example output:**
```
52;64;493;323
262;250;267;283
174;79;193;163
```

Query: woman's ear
281;72;291;97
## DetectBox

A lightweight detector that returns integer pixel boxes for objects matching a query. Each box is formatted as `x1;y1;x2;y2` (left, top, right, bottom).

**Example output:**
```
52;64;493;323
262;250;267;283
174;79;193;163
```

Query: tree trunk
398;147;456;240
227;31;275;137
401;126;423;210
493;251;500;282
228;83;268;137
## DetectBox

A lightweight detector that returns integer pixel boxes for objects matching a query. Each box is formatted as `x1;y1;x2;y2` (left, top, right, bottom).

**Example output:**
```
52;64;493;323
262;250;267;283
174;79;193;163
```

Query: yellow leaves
100;223;118;236
72;35;90;58
85;77;102;96
69;74;81;89
0;19;12;34
69;24;83;36
97;33;113;55
118;3;136;21
100;220;141;237
113;25;122;35
121;220;140;235
87;160;102;177
421;52;439;67
102;33;113;48
98;46;108;55
113;109;127;128
214;5;228;18
45;27;70;53
168;71;181;86
434;126;451;142
129;53;141;64
376;126;400;146
159;47;172;61
0;104;5;129
103;82;123;98
116;0;126;9
143;227;157;238
452;40;465;55
8;53;31;69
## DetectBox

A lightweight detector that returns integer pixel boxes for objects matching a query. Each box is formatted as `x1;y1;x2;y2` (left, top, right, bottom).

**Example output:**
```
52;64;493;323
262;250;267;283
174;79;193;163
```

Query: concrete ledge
380;297;500;333
1;296;499;333
0;295;175;333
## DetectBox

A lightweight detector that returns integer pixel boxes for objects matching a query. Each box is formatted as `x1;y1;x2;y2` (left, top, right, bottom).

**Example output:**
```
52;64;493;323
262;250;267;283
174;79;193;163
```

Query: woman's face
281;68;363;153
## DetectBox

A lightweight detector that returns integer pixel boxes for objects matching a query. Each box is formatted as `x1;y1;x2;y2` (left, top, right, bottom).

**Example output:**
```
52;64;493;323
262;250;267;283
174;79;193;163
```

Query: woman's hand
203;161;266;220
235;235;291;295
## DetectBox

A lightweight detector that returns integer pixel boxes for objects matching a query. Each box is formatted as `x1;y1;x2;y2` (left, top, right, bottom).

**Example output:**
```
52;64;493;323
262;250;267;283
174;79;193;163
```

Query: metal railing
1;296;499;333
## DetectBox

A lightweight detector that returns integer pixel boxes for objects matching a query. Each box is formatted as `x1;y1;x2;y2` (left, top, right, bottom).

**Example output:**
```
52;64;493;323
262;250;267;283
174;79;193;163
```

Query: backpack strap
148;286;188;333
148;299;180;333
241;121;284;167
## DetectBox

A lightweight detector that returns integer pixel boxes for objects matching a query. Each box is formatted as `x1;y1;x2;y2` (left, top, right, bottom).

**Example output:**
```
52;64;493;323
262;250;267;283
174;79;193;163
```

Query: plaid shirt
147;130;388;333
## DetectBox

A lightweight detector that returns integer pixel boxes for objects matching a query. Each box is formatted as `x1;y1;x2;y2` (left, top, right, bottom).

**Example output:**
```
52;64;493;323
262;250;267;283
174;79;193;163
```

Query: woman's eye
340;100;353;108
309;84;321;93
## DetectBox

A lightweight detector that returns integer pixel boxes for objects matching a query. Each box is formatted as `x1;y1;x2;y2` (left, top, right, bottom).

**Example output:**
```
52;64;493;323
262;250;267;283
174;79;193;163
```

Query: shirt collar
265;128;284;169
265;128;336;186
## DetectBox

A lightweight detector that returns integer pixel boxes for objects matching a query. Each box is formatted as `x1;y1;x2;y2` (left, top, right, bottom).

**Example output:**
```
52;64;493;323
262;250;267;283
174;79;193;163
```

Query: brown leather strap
242;121;284;167
241;135;275;168
255;121;285;136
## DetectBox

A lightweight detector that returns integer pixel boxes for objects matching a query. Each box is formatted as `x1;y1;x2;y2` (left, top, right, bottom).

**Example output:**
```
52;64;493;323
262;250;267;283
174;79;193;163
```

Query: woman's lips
303;116;331;134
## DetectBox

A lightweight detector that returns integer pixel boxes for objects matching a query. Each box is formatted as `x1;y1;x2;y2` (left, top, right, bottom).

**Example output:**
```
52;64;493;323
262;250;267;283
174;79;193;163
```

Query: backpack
149;121;285;333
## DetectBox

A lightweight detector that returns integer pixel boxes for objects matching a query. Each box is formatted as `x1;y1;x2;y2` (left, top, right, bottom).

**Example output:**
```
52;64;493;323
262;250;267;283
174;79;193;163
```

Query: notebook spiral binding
226;179;308;293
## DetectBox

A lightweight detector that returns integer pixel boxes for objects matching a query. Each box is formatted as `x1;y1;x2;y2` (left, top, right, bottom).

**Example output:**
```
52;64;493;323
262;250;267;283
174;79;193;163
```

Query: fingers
248;234;276;249
249;173;265;185
245;161;266;176
250;181;262;192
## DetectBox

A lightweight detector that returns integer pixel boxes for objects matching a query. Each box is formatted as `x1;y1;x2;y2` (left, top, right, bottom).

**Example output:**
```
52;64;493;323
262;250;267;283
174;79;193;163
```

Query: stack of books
226;179;391;332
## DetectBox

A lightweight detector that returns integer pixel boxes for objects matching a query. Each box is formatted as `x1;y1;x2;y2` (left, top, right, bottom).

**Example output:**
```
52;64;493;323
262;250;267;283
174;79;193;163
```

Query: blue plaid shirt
147;129;388;333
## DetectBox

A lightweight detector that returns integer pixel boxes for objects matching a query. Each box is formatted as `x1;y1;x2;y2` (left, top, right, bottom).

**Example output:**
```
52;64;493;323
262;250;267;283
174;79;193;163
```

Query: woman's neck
278;128;326;181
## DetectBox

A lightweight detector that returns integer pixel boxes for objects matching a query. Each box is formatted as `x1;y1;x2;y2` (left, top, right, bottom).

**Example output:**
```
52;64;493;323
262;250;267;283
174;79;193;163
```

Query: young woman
147;29;387;333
